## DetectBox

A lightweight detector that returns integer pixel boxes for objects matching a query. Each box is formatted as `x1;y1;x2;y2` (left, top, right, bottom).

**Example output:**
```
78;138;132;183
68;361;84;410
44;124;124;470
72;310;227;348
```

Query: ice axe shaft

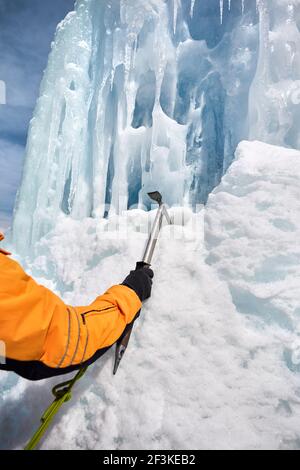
142;194;172;266
113;192;171;375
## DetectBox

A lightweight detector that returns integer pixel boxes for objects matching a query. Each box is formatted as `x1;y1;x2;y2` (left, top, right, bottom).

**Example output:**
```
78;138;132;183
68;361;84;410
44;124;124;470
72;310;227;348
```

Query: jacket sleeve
0;254;142;369
62;284;142;368
41;285;141;368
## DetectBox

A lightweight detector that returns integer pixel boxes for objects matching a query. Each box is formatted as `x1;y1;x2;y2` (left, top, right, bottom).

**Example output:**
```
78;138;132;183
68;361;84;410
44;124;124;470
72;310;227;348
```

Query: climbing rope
24;366;88;450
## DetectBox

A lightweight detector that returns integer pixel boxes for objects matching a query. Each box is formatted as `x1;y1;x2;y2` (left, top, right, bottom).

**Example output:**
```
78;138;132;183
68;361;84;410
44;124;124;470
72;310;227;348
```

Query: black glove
122;266;154;302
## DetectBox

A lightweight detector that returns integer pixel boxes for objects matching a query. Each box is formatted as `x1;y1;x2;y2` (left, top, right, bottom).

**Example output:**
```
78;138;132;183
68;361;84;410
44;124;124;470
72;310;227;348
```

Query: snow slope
1;140;300;450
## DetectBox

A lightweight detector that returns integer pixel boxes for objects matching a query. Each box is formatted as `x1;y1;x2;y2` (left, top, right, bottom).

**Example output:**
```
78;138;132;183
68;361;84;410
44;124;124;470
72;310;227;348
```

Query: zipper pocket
80;305;117;324
80;316;89;363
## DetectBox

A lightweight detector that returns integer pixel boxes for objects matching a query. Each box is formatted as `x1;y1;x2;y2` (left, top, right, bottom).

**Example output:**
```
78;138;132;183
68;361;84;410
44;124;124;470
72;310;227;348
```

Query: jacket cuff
103;285;142;324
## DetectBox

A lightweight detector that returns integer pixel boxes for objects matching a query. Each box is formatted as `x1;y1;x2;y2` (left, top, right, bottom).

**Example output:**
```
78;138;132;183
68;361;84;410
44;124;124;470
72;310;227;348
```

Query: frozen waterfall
12;0;300;254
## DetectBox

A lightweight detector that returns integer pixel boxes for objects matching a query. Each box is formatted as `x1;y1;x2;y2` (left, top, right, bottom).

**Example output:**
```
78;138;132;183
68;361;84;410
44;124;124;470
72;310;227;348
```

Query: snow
1;140;300;450
206;141;300;344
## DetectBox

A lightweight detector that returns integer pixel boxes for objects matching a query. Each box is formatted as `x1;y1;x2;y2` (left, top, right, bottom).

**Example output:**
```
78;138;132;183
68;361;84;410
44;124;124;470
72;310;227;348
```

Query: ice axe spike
113;191;172;375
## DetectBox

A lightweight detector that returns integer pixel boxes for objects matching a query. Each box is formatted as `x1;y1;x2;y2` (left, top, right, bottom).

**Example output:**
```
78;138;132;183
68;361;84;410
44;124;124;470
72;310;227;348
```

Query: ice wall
12;0;260;254
249;0;300;148
14;0;295;254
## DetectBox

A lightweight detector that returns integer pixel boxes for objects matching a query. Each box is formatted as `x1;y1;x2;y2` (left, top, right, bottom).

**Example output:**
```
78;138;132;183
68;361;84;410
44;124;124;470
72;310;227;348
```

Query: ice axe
24;191;171;450
113;191;172;374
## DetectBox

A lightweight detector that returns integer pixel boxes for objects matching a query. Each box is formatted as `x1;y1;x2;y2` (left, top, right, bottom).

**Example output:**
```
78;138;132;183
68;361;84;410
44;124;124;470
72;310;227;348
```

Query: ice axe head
148;191;162;206
148;191;172;225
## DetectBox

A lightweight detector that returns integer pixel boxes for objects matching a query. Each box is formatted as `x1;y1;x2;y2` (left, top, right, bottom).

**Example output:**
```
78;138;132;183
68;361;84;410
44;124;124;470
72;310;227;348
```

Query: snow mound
206;140;300;334
1;141;300;450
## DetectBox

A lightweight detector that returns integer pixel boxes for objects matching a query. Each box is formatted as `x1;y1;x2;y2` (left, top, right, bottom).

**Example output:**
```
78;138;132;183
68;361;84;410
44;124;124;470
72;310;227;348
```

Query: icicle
287;4;294;24
220;0;224;24
228;0;231;11
256;0;268;17
173;0;178;35
190;0;195;18
256;0;260;15
242;0;245;14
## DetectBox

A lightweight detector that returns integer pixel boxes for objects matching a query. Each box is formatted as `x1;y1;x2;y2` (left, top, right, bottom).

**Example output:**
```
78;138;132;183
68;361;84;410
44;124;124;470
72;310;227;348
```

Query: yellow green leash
24;366;88;450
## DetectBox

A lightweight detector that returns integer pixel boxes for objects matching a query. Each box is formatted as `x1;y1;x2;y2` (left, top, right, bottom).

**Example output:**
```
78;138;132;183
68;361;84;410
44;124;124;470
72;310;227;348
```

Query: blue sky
0;0;75;230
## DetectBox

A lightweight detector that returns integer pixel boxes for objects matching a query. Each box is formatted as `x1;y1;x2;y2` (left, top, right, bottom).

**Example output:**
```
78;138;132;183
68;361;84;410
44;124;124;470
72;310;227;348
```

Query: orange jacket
0;234;141;372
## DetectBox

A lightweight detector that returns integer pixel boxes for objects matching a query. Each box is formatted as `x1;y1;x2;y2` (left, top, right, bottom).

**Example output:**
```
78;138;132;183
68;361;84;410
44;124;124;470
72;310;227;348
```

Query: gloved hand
122;266;154;302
